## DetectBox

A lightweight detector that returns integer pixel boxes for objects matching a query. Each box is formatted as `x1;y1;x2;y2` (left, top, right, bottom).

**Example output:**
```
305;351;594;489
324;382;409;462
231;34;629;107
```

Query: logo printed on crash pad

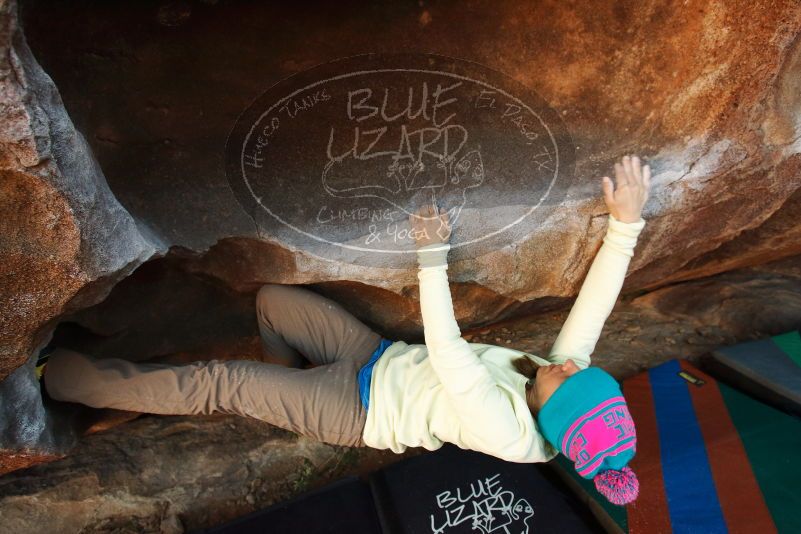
225;53;575;268
430;473;535;534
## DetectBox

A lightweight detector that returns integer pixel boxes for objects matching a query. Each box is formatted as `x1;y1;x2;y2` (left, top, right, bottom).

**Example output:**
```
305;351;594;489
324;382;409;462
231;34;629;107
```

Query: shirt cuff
604;214;646;257
416;242;451;269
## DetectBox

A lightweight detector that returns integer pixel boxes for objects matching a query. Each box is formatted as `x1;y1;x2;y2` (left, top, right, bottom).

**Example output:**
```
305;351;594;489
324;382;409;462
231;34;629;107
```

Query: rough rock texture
0;0;162;460
1;0;801;500
0;413;423;533
10;0;801;341
15;0;801;304
638;179;801;289
466;253;801;379
0;0;161;378
0;253;799;533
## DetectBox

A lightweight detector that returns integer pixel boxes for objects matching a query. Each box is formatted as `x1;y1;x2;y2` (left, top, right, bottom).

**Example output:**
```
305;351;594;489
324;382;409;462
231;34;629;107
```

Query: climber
41;154;650;506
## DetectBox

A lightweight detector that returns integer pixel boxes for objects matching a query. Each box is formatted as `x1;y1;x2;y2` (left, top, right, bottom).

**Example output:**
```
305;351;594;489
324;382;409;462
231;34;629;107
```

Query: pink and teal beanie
537;366;639;505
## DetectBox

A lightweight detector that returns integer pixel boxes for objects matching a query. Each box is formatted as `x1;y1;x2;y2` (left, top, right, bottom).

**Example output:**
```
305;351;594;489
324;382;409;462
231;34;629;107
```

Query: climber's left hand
601;154;651;223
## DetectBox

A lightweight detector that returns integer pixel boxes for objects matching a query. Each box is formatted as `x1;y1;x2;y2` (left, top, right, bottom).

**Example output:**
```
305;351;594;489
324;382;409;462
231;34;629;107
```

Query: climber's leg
43;348;368;446
256;283;383;367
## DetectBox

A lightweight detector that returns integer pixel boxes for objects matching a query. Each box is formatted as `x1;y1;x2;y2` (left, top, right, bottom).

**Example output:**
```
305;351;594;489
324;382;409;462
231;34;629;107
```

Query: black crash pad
369;444;601;534
198;475;382;534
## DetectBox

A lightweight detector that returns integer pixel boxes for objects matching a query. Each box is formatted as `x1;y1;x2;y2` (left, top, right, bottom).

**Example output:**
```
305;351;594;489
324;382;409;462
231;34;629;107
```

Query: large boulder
0;0;161;462
0;413;422;533
0;0;161;380
15;0;801;301
1;0;801;470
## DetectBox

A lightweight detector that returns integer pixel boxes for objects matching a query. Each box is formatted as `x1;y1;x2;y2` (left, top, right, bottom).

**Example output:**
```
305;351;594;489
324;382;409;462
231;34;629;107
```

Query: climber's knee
256;283;282;324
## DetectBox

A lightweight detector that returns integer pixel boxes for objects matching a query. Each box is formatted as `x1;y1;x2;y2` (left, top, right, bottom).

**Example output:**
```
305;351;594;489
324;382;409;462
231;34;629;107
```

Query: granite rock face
1;0;801;475
0;0;161;380
0;0;162;460
0;413;410;533
14;0;801;299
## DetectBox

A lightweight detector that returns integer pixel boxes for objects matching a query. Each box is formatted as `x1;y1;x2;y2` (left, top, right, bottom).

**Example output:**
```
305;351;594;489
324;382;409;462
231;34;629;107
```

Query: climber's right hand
409;203;452;248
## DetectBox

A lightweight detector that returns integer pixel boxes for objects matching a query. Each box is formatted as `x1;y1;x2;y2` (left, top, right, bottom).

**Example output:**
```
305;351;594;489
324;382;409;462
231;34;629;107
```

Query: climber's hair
511;355;540;381
513;355;542;418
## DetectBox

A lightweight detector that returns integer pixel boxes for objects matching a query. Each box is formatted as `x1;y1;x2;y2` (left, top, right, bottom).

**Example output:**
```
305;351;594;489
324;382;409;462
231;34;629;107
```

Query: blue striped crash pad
549;358;801;534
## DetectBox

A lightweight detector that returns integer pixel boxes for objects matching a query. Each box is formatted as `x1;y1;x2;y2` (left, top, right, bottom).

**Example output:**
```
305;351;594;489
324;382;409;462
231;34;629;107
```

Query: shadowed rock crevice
47;245;560;361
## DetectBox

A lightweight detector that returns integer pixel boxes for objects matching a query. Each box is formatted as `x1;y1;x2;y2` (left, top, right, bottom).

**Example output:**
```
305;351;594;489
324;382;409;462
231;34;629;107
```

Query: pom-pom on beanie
537;366;639;505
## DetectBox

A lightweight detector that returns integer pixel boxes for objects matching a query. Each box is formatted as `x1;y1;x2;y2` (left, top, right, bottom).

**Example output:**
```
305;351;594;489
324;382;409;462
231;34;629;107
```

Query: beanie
537;366;639;505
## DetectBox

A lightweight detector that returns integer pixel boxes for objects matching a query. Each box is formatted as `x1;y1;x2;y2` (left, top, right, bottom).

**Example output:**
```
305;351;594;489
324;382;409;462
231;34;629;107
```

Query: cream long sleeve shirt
362;214;647;462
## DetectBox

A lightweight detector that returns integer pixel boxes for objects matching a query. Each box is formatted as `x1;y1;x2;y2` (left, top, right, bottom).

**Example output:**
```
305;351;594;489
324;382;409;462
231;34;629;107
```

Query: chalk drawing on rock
322;145;485;230
225;53;575;268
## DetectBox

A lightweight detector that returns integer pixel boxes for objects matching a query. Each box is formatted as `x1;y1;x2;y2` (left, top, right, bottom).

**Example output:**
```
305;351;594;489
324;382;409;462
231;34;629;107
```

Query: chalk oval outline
228;52;572;255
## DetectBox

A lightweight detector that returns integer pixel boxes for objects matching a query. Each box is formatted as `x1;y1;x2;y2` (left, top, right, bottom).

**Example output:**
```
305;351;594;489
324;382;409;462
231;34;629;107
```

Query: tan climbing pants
43;283;385;447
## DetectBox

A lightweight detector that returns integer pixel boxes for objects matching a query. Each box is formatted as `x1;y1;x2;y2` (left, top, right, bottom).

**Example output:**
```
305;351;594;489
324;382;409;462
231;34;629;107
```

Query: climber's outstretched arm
548;155;652;368
410;204;524;449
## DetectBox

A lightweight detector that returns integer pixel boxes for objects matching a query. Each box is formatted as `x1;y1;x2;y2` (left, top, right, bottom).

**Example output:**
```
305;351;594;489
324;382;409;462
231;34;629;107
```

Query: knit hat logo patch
562;396;636;477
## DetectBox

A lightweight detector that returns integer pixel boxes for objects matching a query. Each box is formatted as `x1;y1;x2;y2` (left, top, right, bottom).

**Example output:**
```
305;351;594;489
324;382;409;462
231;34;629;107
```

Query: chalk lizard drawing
322;148;485;237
